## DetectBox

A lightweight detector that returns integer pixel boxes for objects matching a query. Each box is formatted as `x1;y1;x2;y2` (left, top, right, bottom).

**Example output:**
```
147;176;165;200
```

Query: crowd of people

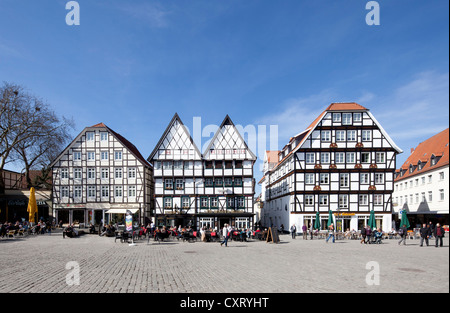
286;221;446;247
0;219;54;237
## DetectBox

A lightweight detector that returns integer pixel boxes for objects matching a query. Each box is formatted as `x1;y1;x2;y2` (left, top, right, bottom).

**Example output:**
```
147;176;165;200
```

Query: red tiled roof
91;122;107;128
395;128;449;181
325;102;368;111
266;151;280;164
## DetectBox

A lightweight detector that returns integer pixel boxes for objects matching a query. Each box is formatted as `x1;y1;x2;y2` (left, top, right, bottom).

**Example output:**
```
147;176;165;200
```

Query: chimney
411;148;415;154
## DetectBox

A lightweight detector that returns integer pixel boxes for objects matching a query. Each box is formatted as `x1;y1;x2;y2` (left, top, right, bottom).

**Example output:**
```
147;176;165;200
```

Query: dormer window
409;165;414;173
431;156;436;166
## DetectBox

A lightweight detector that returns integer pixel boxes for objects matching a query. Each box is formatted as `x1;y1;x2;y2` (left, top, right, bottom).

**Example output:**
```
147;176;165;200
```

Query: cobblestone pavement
0;232;448;293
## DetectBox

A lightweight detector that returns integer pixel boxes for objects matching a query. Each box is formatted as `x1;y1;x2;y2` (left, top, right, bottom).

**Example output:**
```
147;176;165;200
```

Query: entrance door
219;218;230;229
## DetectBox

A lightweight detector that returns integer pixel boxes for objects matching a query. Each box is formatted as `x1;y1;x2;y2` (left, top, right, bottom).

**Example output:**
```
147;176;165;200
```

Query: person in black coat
398;225;408;246
419;223;431;247
360;226;367;244
433;223;445;247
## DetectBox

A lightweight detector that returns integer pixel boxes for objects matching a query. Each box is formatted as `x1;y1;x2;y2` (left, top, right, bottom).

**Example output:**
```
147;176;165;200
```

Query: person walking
398;224;408;246
360;225;367;244
302;224;308;240
434;223;445;248
220;224;229;247
365;226;372;244
428;221;435;239
326;223;335;243
419;223;431;247
290;224;297;239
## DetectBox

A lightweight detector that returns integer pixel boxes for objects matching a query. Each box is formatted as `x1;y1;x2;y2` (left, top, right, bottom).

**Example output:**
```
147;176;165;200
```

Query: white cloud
118;2;170;28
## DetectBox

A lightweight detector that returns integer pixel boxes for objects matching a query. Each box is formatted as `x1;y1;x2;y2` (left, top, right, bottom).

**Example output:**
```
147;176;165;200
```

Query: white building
261;102;403;232
50;123;153;226
149;114;257;230
393;128;449;228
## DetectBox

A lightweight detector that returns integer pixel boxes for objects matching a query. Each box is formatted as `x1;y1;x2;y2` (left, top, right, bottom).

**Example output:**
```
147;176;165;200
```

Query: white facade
51;124;153;225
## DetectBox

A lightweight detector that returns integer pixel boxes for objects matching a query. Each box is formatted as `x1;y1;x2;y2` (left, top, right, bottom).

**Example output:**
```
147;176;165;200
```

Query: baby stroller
374;231;383;244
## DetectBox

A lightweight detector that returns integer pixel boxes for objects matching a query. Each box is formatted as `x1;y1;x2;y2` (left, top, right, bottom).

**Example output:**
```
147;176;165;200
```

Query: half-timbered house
149;114;257;230
261;103;402;232
50;123;153;226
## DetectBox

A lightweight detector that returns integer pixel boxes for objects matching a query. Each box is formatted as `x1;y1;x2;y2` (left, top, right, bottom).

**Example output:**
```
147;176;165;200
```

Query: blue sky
1;0;448;194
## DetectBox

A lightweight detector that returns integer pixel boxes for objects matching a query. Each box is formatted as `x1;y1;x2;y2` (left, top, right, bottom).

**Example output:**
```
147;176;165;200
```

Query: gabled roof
148;113;202;161
265;151;280;164
395;128;449;181
202;115;257;161
268;102;402;173
50;123;151;168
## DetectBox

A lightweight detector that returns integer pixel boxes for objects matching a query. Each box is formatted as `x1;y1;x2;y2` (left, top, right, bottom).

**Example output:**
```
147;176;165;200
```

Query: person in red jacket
434;223;445;248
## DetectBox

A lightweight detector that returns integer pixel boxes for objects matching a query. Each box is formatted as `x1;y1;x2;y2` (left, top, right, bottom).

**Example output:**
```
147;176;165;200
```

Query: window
305;173;315;184
410;194;413;204
87;168;95;179
321;131;331;142
74;186;82;198
88;186;96;198
362;130;372;141
215;178;223;187
360;173;369;184
376;152;385;163
336;130;346;142
200;197;209;209
339;194;348;208
320;173;329;184
428;175;432;183
227;197;235;209
439;172;445;180
60;168;68;179
74;168;82;179
340;173;349;187
374;195;383;206
342;113;352;125
101;151;108;160
128;167;136;179
174;161;183;170
332;113;341;123
335;152;345;163
319;195;328;206
224;177;233;187
73;151;81;161
101;168;109;179
234;177;243;187
114;168;122;179
421;192;426;203
306;153;315;164
214;161;223;169
415;193;419;203
361;152;370;163
86;132;94;141
114;186;122;197
346;152;356;163
347;130;356;141
154;161;161;170
354;113;362;122
164;197;172;209
181;197;190;208
101;186;109;198
415;179;419;186
164;179;173;190
320;153;330;164
305;195;314;206
237;197;245;208
100;132;108;141
163;161;172;170
359;194;368;205
205;178;213;187
439;189;444;201
210;197;219;208
421;177;425;185
428;191;432;202
128;186;136;197
175;179;184;190
405;182;408;189
87;152;95;161
61;186;69;198
114;151;122;160
375;173;384;184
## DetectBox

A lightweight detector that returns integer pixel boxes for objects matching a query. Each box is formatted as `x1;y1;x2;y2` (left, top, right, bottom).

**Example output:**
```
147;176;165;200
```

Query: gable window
114;168;122;179
60;168;68;179
86;132;94;141
336;130;346;142
354;113;362;122
362;130;372;141
74;168;82;179
73;151;81;161
101;151;108;160
100;132;108;141
332;113;341;123
87;152;95;161
342;113;352;125
114;151;122;161
321;131;331;142
128;167;136;179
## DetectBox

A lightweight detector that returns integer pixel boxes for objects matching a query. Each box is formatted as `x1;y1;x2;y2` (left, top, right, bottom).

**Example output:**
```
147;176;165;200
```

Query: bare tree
0;82;74;192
